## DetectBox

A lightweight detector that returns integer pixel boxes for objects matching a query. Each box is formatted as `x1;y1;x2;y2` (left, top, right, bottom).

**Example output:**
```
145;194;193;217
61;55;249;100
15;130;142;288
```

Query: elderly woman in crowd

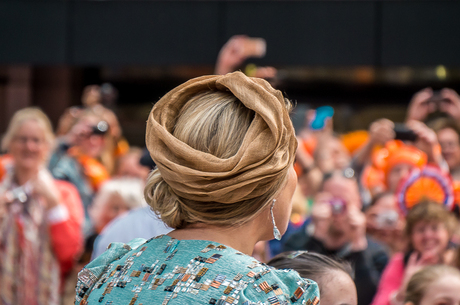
89;177;146;234
75;72;319;304
371;201;458;305
0;108;83;305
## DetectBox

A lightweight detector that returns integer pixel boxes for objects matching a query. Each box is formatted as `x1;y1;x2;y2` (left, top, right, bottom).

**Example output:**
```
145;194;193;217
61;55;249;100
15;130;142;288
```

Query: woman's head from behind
144;72;297;240
405;201;456;259
268;251;357;305
405;265;460;305
2;107;55;170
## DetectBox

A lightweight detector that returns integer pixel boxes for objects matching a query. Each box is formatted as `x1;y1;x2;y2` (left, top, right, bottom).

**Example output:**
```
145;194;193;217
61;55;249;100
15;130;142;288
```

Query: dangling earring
270;199;282;240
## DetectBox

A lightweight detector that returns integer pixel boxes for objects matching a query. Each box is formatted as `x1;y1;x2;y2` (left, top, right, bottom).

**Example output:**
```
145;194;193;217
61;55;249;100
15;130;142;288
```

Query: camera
329;198;347;215
92;121;109;135
394;123;417;142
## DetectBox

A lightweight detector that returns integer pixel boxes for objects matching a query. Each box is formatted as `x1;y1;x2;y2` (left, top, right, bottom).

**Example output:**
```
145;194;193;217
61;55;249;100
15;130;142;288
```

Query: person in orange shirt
49;111;110;235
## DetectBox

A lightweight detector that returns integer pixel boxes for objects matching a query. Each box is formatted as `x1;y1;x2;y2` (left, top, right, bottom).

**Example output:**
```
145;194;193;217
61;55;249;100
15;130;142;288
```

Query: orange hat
299;136;317;157
454;181;460;208
294;162;303;178
374;140;427;175
341;130;369;155
363;141;427;191
361;165;385;191
0;162;5;181
295;137;317;177
385;148;427;176
396;165;454;214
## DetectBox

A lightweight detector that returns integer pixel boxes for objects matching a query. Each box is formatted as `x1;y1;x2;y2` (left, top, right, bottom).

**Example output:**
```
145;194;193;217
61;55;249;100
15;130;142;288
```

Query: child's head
268;251;357;305
405;265;460;305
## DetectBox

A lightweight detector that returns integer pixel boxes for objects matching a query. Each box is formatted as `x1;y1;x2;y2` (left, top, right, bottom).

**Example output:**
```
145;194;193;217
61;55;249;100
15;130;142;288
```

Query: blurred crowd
1;36;460;305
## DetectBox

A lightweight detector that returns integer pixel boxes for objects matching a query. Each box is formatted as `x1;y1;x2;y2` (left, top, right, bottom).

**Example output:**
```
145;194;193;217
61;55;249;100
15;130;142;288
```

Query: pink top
371;253;405;305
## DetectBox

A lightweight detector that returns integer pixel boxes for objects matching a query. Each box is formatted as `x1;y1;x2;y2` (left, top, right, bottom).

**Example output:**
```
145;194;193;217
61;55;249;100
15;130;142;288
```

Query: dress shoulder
75;238;146;302
75;236;319;305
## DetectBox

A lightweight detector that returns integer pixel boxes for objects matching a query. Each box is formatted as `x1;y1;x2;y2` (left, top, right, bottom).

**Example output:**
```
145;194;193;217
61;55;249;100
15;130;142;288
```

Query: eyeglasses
12;136;46;146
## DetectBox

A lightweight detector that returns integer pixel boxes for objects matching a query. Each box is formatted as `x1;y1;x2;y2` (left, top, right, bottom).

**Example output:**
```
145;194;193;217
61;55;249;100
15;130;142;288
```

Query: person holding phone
406;88;460;123
371;201;457;305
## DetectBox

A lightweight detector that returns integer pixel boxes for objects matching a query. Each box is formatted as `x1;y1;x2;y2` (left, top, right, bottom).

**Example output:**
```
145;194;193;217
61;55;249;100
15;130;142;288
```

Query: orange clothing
69;148;110;191
363;140;428;192
0;155;13;181
341;130;369;155
51;180;85;277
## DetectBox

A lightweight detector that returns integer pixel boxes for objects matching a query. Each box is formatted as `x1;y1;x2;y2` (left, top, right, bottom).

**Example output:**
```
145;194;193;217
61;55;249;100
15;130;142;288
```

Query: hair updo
144;90;292;229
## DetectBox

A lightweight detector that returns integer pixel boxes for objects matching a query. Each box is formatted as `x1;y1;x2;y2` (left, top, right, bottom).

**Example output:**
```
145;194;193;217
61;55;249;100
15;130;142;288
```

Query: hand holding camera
439;88;460;120
310;192;333;242
29;168;61;210
406;88;435;122
407;87;460;122
348;206;368;251
369;118;395;145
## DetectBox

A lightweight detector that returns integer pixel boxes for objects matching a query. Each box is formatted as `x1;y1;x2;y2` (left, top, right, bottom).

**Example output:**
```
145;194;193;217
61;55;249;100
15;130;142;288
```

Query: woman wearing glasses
0;108;84;305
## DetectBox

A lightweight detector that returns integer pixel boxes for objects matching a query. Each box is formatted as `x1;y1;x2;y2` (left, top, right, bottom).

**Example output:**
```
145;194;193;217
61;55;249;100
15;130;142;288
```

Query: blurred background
2;0;460;144
4;2;460;304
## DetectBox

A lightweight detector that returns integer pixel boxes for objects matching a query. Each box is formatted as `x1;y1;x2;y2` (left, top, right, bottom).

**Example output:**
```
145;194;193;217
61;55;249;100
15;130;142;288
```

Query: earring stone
270;199;282;240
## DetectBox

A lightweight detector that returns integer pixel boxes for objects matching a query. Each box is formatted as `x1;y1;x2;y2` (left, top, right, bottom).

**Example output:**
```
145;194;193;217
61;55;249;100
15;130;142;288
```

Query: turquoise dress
75;235;319;305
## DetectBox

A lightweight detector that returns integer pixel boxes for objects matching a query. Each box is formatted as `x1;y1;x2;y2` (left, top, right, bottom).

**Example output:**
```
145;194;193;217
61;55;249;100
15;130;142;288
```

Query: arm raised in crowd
353;118;395;168
406;88;435;122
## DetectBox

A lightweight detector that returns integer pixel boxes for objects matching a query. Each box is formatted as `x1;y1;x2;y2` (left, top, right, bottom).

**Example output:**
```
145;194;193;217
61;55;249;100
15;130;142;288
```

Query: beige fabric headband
145;71;297;204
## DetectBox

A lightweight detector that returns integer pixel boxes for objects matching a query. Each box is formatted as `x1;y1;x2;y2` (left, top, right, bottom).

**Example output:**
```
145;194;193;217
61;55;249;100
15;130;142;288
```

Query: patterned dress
75;235;319;305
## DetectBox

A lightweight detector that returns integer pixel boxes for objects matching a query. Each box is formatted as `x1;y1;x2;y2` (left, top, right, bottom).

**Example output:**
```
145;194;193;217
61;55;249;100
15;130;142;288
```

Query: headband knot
146;71;297;203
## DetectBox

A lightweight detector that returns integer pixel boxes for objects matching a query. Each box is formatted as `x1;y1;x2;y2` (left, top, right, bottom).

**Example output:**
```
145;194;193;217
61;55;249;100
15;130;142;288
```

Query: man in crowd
431;118;460;181
283;173;388;305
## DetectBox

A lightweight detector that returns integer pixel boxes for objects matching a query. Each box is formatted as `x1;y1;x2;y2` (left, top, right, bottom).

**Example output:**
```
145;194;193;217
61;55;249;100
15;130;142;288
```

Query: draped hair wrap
146;71;297;204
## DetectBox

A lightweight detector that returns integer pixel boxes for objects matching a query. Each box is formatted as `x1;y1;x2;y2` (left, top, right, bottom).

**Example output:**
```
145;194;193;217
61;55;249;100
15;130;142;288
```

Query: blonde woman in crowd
0;108;83;305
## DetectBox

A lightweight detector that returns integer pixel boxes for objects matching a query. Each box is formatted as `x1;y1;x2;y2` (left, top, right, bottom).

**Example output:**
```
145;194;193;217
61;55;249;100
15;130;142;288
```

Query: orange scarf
68;148;109;191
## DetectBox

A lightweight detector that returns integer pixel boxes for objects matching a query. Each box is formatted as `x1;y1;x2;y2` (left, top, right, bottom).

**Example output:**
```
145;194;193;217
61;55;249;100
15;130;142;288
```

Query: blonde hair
91;177;146;230
145;90;292;229
94;177;146;209
2;107;55;151
405;265;460;304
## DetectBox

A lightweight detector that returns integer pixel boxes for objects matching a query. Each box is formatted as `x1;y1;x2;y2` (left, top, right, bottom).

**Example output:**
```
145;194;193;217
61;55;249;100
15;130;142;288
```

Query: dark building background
1;0;459;145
